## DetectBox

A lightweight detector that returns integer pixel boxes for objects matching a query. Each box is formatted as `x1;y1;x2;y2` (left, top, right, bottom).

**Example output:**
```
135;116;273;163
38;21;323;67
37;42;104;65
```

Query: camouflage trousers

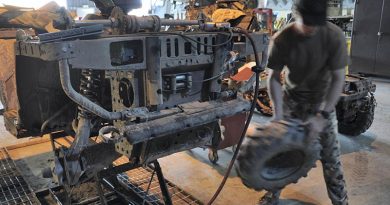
273;97;349;205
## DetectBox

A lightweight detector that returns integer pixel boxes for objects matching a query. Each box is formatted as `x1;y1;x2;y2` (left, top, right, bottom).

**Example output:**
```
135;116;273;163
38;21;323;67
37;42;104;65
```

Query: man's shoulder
325;22;345;40
272;23;295;43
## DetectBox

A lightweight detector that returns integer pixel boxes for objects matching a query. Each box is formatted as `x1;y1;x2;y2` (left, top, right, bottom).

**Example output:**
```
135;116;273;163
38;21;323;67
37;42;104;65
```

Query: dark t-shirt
267;22;348;104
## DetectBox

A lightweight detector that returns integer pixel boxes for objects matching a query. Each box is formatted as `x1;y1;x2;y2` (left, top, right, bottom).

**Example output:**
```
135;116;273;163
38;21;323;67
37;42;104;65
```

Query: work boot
258;191;280;205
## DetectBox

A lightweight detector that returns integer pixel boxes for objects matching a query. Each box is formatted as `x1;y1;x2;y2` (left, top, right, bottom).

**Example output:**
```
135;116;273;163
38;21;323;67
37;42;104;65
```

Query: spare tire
235;119;322;191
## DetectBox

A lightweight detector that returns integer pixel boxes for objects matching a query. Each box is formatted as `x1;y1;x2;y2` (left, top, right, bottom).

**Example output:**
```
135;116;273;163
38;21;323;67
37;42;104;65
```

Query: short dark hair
294;0;327;26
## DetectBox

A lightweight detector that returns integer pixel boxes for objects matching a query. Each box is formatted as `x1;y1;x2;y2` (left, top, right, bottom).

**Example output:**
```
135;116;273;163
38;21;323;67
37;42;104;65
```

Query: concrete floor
160;78;390;205
1;78;389;205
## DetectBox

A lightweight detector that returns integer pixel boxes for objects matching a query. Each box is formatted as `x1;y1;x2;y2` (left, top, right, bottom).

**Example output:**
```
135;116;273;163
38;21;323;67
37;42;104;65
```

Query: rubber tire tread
235;121;322;192
337;101;375;136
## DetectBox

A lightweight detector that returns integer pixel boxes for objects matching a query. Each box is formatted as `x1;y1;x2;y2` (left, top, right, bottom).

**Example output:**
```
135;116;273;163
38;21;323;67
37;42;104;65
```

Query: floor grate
114;158;203;205
0;148;40;205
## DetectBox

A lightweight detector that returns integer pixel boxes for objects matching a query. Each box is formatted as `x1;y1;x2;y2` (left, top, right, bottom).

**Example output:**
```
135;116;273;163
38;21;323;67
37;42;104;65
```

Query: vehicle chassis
14;28;268;203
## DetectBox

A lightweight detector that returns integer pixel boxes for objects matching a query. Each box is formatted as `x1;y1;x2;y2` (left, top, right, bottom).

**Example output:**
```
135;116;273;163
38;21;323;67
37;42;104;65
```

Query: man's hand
307;113;328;133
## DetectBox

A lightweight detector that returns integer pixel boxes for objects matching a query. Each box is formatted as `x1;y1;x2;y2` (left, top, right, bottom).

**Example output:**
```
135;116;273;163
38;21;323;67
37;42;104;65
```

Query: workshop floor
161;78;390;205
1;78;389;205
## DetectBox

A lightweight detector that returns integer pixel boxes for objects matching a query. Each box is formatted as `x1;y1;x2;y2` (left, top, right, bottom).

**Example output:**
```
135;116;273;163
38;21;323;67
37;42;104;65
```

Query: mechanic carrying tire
236;0;349;204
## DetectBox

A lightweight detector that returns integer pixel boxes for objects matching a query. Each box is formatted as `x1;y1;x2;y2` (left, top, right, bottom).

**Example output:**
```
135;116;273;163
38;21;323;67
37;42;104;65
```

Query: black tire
337;96;375;136
235;120;321;191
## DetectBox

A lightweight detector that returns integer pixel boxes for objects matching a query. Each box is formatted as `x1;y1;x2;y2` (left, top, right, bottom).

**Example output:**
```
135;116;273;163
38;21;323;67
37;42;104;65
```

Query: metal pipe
74;16;200;31
160;19;199;26
74;19;112;27
58;59;123;120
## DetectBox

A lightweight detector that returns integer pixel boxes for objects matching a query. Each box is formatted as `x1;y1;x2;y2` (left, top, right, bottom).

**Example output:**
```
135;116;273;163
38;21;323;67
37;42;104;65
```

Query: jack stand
94;173;108;205
47;132;179;205
153;160;173;205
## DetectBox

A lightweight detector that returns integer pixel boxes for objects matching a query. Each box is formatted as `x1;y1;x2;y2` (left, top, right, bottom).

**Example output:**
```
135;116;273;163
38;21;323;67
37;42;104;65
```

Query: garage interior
0;0;389;205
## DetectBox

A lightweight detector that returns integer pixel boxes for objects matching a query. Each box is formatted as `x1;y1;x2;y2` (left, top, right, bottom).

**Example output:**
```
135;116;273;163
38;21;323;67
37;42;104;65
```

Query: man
260;0;349;204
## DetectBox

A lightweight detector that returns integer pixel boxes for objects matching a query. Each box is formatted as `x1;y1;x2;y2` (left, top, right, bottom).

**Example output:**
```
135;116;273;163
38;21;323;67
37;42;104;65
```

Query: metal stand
94;173;108;205
153;160;173;205
47;133;178;205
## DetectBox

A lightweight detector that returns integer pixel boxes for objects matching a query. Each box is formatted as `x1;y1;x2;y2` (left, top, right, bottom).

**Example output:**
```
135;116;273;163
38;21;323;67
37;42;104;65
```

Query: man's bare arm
321;69;345;112
268;69;284;120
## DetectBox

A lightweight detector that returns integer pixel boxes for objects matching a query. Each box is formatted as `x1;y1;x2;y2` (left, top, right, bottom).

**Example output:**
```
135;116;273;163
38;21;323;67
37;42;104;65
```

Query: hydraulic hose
206;28;266;205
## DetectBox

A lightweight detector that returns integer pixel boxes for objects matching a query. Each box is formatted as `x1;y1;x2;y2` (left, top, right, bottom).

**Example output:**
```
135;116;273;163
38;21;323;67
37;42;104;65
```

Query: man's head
293;0;328;35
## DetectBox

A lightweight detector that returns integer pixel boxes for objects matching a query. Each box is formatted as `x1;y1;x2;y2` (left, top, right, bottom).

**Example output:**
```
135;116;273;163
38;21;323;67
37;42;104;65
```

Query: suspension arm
58;59;123;120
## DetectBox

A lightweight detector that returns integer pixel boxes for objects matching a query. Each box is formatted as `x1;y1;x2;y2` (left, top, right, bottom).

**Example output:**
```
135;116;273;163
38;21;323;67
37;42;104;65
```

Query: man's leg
257;97;316;205
258;190;281;205
320;112;348;205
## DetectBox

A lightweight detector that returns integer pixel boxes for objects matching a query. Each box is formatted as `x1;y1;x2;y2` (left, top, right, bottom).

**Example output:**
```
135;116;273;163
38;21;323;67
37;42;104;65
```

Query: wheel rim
260;150;305;180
